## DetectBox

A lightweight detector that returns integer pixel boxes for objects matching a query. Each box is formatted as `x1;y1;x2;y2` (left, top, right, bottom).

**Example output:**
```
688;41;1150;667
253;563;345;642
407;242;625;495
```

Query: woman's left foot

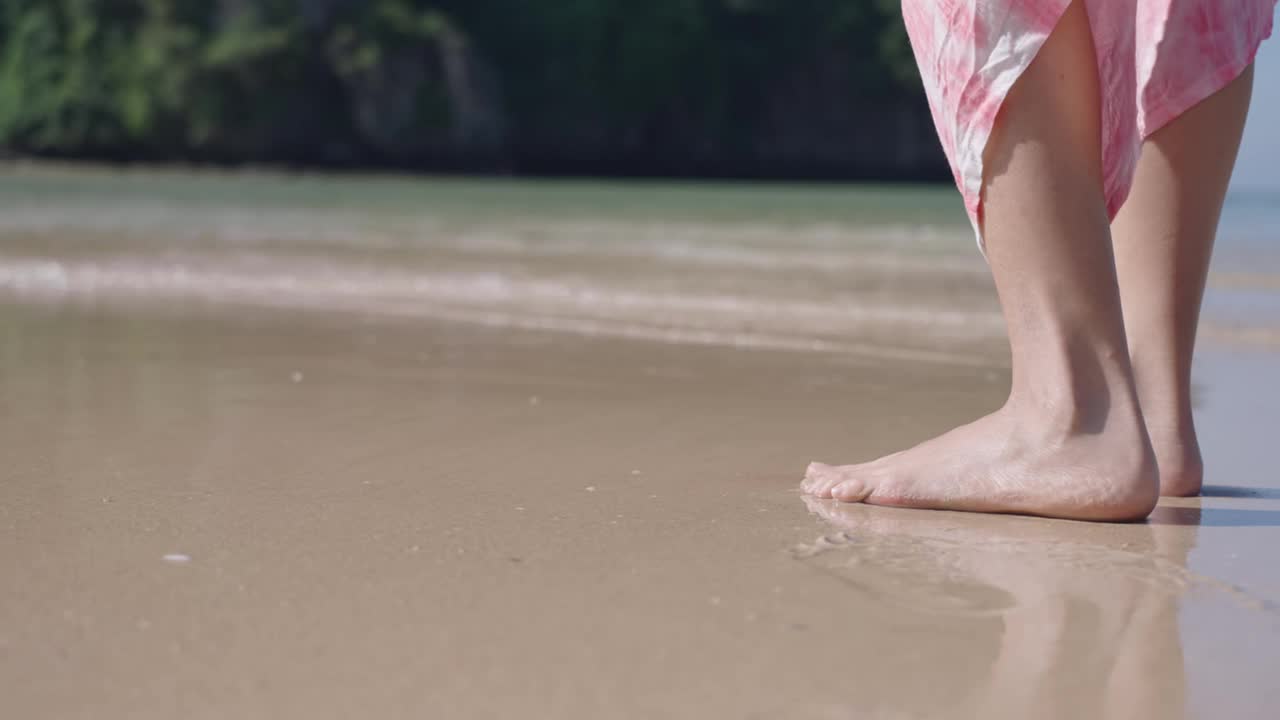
801;403;1159;522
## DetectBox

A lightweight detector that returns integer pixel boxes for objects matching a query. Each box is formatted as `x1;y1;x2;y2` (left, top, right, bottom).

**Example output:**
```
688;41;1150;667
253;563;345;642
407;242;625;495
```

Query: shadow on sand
1148;505;1280;528
1200;484;1280;499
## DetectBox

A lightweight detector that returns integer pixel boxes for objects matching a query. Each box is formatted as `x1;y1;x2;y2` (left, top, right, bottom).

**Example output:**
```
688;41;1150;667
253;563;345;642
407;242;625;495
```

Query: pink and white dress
901;0;1277;245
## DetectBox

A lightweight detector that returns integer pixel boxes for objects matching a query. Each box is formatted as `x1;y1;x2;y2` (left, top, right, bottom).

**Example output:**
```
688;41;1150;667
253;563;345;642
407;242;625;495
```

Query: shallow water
3;166;1276;357
2;166;1279;718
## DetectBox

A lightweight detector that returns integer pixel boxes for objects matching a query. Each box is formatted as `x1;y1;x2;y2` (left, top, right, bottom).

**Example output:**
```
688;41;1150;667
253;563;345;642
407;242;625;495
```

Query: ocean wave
0;252;1007;364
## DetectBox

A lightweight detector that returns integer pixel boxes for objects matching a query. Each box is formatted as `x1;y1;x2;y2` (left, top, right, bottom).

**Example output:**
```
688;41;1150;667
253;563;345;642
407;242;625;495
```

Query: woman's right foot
1109;66;1258;500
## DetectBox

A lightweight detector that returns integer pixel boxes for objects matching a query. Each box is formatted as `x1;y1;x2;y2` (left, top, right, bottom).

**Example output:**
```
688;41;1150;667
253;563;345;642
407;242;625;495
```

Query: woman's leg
1111;66;1255;497
801;1;1158;521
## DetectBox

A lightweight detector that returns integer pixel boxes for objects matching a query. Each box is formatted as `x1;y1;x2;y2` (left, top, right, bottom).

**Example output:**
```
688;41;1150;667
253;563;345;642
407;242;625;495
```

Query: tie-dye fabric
902;0;1277;246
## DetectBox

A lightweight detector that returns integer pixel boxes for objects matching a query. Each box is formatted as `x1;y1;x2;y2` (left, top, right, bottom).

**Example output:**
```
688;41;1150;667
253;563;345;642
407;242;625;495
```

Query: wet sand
4;304;1279;719
3;168;1280;718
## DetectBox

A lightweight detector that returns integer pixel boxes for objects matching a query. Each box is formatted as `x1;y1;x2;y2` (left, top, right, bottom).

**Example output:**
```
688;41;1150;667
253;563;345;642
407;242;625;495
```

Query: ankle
1006;344;1143;438
1001;391;1152;471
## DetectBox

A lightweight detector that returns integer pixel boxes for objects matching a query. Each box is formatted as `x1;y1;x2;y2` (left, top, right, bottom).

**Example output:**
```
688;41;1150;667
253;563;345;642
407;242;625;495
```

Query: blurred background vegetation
0;0;948;179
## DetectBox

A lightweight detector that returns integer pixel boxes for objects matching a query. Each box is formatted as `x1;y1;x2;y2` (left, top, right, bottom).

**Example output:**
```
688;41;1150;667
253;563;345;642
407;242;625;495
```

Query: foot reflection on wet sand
801;496;1199;720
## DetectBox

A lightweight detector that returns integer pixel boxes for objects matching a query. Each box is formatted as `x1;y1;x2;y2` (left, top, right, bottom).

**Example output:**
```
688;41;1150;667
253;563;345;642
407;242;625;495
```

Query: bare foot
800;404;1159;522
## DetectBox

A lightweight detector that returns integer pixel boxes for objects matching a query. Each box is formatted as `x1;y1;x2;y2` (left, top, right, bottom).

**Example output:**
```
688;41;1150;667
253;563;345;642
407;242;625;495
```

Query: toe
801;462;843;498
831;474;873;503
801;462;830;494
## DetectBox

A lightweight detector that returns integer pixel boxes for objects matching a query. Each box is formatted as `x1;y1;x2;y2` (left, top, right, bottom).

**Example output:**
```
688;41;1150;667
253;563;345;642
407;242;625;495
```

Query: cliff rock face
437;26;507;158
753;46;944;180
332;22;507;166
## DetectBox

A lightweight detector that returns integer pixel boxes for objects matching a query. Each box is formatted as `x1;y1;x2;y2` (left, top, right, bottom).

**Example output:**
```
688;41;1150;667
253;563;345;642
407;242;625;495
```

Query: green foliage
0;0;927;173
325;1;449;88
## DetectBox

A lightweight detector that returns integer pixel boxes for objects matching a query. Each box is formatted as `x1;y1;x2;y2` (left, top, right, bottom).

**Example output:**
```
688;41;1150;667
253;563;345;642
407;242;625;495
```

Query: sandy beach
2;167;1279;718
